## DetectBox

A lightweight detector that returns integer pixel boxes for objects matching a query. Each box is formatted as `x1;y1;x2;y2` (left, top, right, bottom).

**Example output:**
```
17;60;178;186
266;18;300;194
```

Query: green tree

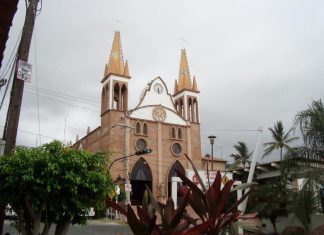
231;141;252;168
248;180;290;234
292;181;319;234
0;141;113;235
263;120;298;161
282;100;324;232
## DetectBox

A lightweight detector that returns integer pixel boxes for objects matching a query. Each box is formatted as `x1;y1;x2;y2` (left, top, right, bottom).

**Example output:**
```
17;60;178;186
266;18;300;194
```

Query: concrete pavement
3;219;133;235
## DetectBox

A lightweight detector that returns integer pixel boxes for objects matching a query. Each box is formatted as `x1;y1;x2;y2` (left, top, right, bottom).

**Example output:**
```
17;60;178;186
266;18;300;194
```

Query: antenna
179;38;187;48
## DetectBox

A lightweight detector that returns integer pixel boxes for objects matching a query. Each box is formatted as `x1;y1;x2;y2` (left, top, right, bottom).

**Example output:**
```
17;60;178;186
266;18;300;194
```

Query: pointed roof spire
174;79;178;94
103;31;130;78
192;76;198;91
174;49;199;94
178;49;191;91
124;60;129;77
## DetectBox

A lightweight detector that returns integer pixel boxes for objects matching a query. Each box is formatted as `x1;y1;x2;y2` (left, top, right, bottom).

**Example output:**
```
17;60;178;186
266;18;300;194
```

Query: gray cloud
1;0;323;163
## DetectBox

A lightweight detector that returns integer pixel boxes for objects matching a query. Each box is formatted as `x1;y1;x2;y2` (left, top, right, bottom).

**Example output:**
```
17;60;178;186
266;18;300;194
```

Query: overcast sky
1;0;323;163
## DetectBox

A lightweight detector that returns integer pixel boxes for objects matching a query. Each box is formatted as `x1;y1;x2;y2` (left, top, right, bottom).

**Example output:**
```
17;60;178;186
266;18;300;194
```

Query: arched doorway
168;161;185;200
130;158;152;205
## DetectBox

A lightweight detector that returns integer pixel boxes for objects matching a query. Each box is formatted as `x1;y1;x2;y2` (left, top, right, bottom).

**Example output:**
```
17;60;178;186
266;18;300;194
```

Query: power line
201;129;259;132
0;126;63;142
24;90;100;113
34;23;41;145
0;29;22;79
25;84;99;105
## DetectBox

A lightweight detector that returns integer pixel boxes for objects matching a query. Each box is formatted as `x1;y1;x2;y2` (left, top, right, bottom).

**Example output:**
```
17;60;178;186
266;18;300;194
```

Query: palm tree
249;180;290;234
284;100;324;169
295;99;324;155
282;100;324;230
231;141;252;168
263;120;298;161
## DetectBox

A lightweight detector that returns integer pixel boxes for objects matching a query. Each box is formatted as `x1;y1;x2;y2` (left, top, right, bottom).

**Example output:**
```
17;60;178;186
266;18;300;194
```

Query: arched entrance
168;161;185;199
130;158;152;205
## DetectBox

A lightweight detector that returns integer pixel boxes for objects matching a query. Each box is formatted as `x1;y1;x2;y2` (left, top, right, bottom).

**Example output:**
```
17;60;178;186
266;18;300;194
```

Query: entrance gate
130;158;152;204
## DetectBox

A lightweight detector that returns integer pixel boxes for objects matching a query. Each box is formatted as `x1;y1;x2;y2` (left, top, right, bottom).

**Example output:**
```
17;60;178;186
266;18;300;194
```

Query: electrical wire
33;23;42;145
0;125;63;142
25;85;99;105
0;30;22;79
24;90;100;113
0;55;17;110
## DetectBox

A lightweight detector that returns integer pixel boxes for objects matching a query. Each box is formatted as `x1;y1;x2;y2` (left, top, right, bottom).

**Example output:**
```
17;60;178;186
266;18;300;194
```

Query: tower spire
174;49;199;93
178;49;191;90
103;31;130;78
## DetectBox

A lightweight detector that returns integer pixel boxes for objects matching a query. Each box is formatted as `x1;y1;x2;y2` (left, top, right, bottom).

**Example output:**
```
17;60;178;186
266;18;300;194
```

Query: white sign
125;183;132;192
17;60;32;83
185;169;233;189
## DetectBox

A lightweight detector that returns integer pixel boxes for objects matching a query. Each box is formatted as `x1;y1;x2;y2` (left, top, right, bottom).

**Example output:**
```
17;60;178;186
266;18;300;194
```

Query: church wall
128;119;158;195
78;127;101;153
189;122;202;169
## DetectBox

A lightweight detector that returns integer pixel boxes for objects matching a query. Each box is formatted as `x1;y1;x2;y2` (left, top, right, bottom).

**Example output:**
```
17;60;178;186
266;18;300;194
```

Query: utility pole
3;0;38;154
0;0;39;234
241;127;263;213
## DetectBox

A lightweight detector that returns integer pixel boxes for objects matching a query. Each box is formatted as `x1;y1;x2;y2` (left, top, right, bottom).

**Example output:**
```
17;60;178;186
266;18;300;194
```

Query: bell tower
173;49;199;123
101;31;130;114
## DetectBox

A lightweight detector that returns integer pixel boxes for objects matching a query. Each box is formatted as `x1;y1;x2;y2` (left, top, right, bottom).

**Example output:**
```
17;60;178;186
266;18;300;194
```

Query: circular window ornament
171;143;182;156
152;106;167;122
136;138;148;151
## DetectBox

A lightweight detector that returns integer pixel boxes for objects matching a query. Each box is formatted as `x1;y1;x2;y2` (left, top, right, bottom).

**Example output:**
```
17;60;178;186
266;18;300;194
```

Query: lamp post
108;148;152;171
208;135;216;171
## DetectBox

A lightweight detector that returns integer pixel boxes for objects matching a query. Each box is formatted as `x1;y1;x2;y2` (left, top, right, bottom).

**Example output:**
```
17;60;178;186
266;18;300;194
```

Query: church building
76;31;225;203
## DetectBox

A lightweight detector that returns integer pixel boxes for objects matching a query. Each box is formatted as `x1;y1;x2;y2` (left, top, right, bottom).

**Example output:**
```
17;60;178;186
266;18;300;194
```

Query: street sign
17;60;32;83
221;175;229;185
125;183;132;192
107;188;116;199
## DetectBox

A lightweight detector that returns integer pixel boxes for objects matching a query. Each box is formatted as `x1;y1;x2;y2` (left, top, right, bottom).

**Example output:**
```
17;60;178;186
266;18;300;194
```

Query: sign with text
17;60;32;83
185;169;232;189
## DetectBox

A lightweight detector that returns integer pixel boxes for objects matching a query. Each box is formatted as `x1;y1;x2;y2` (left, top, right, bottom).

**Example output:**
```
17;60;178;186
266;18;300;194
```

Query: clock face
152;106;167;122
154;83;163;94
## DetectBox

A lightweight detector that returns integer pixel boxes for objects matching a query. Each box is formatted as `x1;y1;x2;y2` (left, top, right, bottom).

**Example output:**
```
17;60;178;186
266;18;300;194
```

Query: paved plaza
3;220;132;235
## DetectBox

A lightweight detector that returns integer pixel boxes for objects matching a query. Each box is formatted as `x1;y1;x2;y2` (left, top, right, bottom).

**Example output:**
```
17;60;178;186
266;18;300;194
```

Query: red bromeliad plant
106;153;260;235
106;187;211;235
175;154;259;234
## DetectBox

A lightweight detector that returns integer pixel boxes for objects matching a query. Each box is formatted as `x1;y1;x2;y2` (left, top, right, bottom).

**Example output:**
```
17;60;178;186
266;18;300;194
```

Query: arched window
121;84;127;111
171;127;176;139
101;87;106;113
179;99;184;117
135;122;141;134
178;128;182;139
143;123;148;135
188;98;193;122
113;83;120;110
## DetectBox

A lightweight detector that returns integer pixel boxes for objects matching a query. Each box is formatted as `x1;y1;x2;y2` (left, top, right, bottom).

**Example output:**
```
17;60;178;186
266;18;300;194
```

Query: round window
171;143;182;156
136;138;147;151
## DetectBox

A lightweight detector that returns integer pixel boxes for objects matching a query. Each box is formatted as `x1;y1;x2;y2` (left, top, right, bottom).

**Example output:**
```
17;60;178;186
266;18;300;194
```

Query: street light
108;148;152;171
208;135;216;171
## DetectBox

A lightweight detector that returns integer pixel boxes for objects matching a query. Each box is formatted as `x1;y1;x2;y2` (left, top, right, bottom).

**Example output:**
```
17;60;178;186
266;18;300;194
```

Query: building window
136;138;147;151
178;128;182;139
135;122;141;134
143;123;148;135
171;143;182;156
171;127;176;139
